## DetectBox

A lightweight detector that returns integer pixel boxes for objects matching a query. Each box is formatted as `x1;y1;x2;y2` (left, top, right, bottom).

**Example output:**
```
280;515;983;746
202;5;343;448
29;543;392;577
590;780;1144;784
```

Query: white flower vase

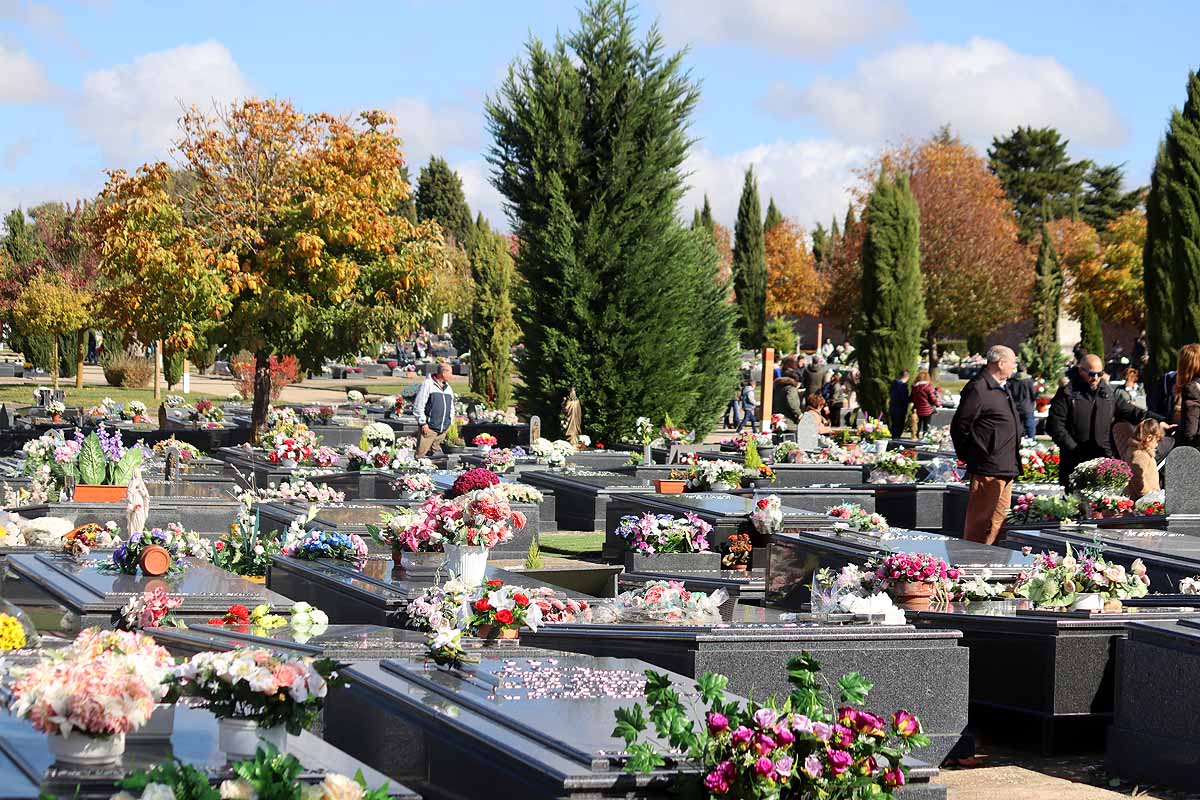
642;443;653;464
1070;592;1104;612
281;458;299;469
49;732;125;766
218;718;288;760
129;704;175;740
710;481;735;492
444;543;489;586
874;438;890;453
479;444;493;453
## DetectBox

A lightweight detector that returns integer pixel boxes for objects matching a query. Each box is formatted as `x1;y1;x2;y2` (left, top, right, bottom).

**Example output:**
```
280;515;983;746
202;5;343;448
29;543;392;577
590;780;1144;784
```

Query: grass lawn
0;385;218;408
539;531;605;559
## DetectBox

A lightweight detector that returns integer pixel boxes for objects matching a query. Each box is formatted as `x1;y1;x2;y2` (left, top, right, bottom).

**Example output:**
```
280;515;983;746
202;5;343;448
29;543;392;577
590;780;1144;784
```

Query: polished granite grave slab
418;469;558;532
111;423;251;452
521;469;660;532
522;613;969;765
1000;526;1200;593
6;553;294;631
622;461;870;487
19;481;241;534
603;492;834;564
0;703;418;799
765;528;1035;608
817;482;971;535
214;446;347;488
1107;618;1200;791
908;601;1194;754
458;422;530;449
266;556;594;626
328;654;945;800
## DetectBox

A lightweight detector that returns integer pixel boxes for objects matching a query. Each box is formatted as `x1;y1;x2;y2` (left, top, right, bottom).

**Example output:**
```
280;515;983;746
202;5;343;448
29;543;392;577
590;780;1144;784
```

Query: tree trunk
51;336;59;390
153;339;162;400
251;350;272;443
75;330;85;390
927;331;939;383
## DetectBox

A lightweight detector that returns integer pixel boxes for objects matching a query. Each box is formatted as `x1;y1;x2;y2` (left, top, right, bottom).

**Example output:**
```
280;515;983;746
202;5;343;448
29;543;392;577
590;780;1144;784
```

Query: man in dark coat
1008;367;1037;440
888;371;910;436
951;345;1021;544
1047;353;1160;488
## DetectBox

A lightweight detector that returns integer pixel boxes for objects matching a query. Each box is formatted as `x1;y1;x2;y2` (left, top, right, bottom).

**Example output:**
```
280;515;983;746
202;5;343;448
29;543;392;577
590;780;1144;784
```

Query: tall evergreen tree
416;156;474;247
731;166;767;348
485;0;738;439
811;222;828;265
1082;164;1143;230
764;197;783;232
697;195;716;236
1029;225;1064;379
1144;141;1175;385
1164;71;1200;348
988;126;1090;241
394;164;418;224
844;205;857;232
1079;294;1104;357
2;208;43;269
854;171;924;417
465;217;517;409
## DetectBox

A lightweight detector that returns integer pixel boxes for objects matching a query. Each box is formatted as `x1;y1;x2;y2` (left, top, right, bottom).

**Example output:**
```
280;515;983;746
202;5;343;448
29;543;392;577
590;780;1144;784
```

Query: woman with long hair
910;370;939;438
1175;343;1200;447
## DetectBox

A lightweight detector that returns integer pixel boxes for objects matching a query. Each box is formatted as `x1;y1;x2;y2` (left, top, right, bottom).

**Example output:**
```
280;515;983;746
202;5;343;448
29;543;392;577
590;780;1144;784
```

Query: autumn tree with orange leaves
1048;210;1146;330
765;218;823;319
93;99;448;433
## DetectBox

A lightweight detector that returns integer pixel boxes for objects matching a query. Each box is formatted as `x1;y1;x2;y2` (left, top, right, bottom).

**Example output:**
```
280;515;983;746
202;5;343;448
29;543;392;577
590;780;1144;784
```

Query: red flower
473;597;491;612
215;541;226;551
513;593;530;607
495;609;515;625
486;579;504;588
206;617;224;625
595;443;605;449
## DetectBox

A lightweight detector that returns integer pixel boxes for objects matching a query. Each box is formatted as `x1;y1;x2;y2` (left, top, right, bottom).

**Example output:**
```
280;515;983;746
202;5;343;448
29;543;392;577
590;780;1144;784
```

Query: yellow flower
0;614;26;651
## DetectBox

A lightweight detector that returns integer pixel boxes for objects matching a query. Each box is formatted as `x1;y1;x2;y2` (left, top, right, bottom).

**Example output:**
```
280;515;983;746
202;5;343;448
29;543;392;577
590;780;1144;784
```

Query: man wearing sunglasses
1047;353;1164;489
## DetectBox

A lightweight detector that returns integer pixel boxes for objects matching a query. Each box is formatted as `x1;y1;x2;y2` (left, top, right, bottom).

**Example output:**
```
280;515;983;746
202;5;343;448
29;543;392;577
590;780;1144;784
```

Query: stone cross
528;415;541;447
1165;446;1200;517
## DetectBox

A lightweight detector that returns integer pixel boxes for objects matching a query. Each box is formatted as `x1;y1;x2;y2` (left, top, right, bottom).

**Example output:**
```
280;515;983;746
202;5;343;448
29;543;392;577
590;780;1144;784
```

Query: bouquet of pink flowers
827;504;889;533
873;553;959;586
392;472;436;499
1070;457;1133;495
528;586;592;623
369;501;451;553
114;587;184;631
10;650;158;738
472;433;499;447
65;628;175;702
452;486;527;548
750;495;784;535
1090;495;1136;518
266;427;318;464
614;512;712;554
592;580;726;625
483;448;517;473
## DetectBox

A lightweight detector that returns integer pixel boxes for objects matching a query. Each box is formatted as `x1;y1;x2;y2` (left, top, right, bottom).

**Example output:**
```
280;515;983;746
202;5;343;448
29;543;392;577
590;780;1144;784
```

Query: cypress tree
732;166;767;348
486;0;738;439
465;217;517;409
844;205;857;232
1143;141;1175;385
1029;226;1064;379
1078;294;1104;357
415;156;474;247
1081;164;1142;230
764;197;783;232
811;222;828;264
1163;71;1200;347
394;165;418;224
854;171;924;417
2;208;43;269
698;195;716;236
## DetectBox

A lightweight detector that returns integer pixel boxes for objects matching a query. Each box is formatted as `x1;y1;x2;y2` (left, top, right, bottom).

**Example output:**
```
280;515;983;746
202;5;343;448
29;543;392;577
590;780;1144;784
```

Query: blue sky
1;0;1196;232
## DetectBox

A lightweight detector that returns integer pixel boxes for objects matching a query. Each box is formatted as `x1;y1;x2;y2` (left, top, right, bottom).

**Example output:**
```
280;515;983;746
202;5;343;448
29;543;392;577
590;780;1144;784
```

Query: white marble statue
125;467;150;536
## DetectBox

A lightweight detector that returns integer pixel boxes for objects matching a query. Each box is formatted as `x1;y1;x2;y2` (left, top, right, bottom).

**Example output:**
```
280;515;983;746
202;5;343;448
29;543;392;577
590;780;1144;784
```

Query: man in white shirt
414;361;455;457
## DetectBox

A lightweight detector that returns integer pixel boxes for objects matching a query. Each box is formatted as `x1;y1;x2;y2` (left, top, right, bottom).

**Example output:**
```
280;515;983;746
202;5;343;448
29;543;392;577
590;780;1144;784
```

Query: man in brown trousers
951;345;1021;544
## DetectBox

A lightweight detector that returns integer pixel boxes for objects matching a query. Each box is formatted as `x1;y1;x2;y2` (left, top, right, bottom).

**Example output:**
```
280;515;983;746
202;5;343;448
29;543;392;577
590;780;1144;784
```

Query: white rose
319;774;365;800
219;779;257;800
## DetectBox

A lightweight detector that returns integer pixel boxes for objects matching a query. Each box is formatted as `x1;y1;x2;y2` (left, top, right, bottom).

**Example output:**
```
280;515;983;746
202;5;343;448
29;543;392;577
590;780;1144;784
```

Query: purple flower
731;726;753;746
754;756;775;780
883;767;905;788
706;712;729;734
827;749;853;775
754;733;777;755
775;725;795;745
812;721;832;741
774;756;794;777
790;714;814;735
802;754;823;778
831;724;854;749
753;707;778;729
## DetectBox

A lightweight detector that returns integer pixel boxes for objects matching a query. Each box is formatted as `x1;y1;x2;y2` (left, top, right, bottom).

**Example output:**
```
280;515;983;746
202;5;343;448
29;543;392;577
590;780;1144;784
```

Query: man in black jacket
1009;367;1037;440
951;345;1020;544
1047;354;1161;488
888;371;910;436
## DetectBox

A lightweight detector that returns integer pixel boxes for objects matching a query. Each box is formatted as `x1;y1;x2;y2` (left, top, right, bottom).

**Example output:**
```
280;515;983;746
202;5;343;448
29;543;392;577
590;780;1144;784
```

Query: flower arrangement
529;586;591;624
164;395;184;408
391;472;436;499
873;553;959;587
472;433;499;447
750;495;784;535
193;398;225;423
1090;495;1136;518
212;509;290;577
775;441;802;462
10;649;157;739
1181;577;1200;594
109;524;209;575
265;407;301;435
1018;444;1060;483
114;587;183;631
770;412;789;433
370;503;447;554
686;459;744;490
65;628;175;703
122;400;147;420
62;521;120;555
593;580;725;625
741;464;776;486
857;417;892;442
868;450;920;483
1016;545;1149;609
1070;457;1133;495
827;504;889;533
301;406;336;425
266;427;319;465
659;414;695;444
475;408;519;424
634;416;655;445
346;390;365;403
360;422;395;447
52;426;144;487
810;445;876;466
450;466;501;496
151;437;202;461
722;533;752;569
467;582;545;636
405;579;472;632
614;512;713;555
531;437;575;466
1005;493;1082;525
496;482;544;504
810;565;905;622
1136;490;1165;516
483;447;517;473
0;612;26;650
722;431;773;452
238;480;345;506
615;654;928;798
46;399;66;416
449;486;527;547
173;649;340;734
282;529;369;563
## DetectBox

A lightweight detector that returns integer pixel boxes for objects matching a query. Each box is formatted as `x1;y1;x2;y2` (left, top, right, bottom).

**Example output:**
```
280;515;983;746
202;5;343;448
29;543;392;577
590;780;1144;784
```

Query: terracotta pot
73;485;128;503
50;414;62;423
138;544;172;576
654;479;686;494
244;575;267;584
887;581;937;611
476;624;519;640
732;564;749;572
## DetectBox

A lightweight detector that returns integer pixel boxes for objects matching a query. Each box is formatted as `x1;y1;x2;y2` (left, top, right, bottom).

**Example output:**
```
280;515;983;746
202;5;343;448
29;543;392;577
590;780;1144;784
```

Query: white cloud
768;37;1126;148
0;0;84;55
0;177;100;213
453;157;506;230
72;41;252;165
682;139;872;231
652;0;908;59
3;138;33;169
0;43;57;102
385;97;486;171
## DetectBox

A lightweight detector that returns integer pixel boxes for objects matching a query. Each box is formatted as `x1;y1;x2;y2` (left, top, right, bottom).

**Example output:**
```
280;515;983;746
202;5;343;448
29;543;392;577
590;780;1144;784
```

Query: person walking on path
951;346;1021;545
734;379;758;433
910;371;939;438
414;361;455;457
888;371;910;437
1047;353;1161;489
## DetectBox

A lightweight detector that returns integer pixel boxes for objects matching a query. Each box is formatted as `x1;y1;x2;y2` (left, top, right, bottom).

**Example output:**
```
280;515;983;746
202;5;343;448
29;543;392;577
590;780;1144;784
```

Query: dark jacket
950;371;1021;478
802;364;827;399
773;375;804;423
1008;376;1036;417
911;382;938;417
1178;380;1200;447
888;379;910;417
1047;369;1156;486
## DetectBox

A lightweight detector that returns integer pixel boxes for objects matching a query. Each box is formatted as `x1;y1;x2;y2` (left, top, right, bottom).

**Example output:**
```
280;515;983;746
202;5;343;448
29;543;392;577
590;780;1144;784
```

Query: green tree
732;166;767;348
1078;293;1104;357
464;217;517;409
1028;225;1064;380
764;316;796;355
1144;141;1176;384
394;164;418;224
694;195;716;237
811;222;828;264
1082;164;1144;230
854;171;924;417
11;273;90;389
486;0;738;440
1;208;45;272
988;126;1090;241
416;156;474;248
764;197;783;232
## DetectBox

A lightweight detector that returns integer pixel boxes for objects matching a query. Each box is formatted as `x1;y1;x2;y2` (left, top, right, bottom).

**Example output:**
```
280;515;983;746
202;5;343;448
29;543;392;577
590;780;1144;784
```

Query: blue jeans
735;404;756;432
1022;414;1036;439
